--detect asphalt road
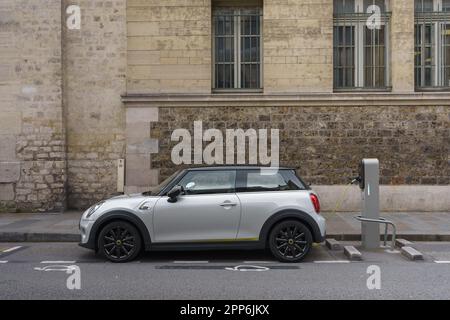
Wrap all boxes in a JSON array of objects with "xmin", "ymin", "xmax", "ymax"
[{"xmin": 1, "ymin": 241, "xmax": 450, "ymax": 300}]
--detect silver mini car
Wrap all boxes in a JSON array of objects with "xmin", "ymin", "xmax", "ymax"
[{"xmin": 79, "ymin": 166, "xmax": 326, "ymax": 263}]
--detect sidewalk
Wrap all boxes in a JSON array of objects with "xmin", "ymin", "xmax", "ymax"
[{"xmin": 0, "ymin": 211, "xmax": 450, "ymax": 242}]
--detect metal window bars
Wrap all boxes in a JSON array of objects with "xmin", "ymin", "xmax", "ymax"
[
  {"xmin": 213, "ymin": 8, "xmax": 262, "ymax": 90},
  {"xmin": 333, "ymin": 0, "xmax": 391, "ymax": 90},
  {"xmin": 415, "ymin": 6, "xmax": 450, "ymax": 90}
]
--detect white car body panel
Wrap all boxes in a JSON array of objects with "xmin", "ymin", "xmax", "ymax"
[
  {"xmin": 152, "ymin": 194, "xmax": 241, "ymax": 242},
  {"xmin": 236, "ymin": 190, "xmax": 325, "ymax": 239}
]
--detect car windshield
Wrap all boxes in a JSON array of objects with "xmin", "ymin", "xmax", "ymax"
[{"xmin": 142, "ymin": 170, "xmax": 180, "ymax": 196}]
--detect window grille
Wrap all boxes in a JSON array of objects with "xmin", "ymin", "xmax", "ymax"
[
  {"xmin": 333, "ymin": 0, "xmax": 391, "ymax": 90},
  {"xmin": 213, "ymin": 7, "xmax": 262, "ymax": 90}
]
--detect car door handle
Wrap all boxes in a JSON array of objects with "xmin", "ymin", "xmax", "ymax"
[{"xmin": 219, "ymin": 202, "xmax": 237, "ymax": 207}]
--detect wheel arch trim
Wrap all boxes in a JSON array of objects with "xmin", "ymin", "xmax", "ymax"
[
  {"xmin": 259, "ymin": 209, "xmax": 324, "ymax": 244},
  {"xmin": 87, "ymin": 211, "xmax": 152, "ymax": 251}
]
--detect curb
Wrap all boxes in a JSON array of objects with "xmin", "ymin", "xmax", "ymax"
[
  {"xmin": 0, "ymin": 232, "xmax": 80, "ymax": 242},
  {"xmin": 327, "ymin": 234, "xmax": 450, "ymax": 242}
]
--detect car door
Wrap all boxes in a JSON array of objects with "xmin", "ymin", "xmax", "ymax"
[{"xmin": 152, "ymin": 169, "xmax": 241, "ymax": 243}]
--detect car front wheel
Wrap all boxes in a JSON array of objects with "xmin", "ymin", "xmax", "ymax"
[
  {"xmin": 268, "ymin": 220, "xmax": 312, "ymax": 263},
  {"xmin": 98, "ymin": 221, "xmax": 142, "ymax": 263}
]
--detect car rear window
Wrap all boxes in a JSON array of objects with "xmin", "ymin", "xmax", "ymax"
[{"xmin": 237, "ymin": 169, "xmax": 306, "ymax": 192}]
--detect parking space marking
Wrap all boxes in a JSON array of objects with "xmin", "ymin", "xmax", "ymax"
[
  {"xmin": 173, "ymin": 260, "xmax": 209, "ymax": 264},
  {"xmin": 2, "ymin": 246, "xmax": 22, "ymax": 253},
  {"xmin": 0, "ymin": 245, "xmax": 27, "ymax": 259},
  {"xmin": 0, "ymin": 261, "xmax": 8, "ymax": 264},
  {"xmin": 243, "ymin": 261, "xmax": 273, "ymax": 264},
  {"xmin": 314, "ymin": 260, "xmax": 351, "ymax": 264},
  {"xmin": 40, "ymin": 260, "xmax": 76, "ymax": 264},
  {"xmin": 434, "ymin": 260, "xmax": 450, "ymax": 264}
]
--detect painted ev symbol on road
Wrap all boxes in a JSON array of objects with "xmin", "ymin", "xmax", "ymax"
[
  {"xmin": 34, "ymin": 265, "xmax": 81, "ymax": 290},
  {"xmin": 225, "ymin": 265, "xmax": 270, "ymax": 272}
]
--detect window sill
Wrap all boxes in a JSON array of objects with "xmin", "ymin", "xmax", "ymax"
[
  {"xmin": 212, "ymin": 89, "xmax": 264, "ymax": 94},
  {"xmin": 333, "ymin": 87, "xmax": 392, "ymax": 93},
  {"xmin": 415, "ymin": 87, "xmax": 450, "ymax": 92}
]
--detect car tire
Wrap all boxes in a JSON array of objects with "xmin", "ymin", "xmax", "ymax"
[
  {"xmin": 268, "ymin": 220, "xmax": 313, "ymax": 263},
  {"xmin": 98, "ymin": 221, "xmax": 142, "ymax": 263}
]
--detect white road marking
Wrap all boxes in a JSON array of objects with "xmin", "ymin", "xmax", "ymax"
[
  {"xmin": 0, "ymin": 261, "xmax": 8, "ymax": 264},
  {"xmin": 434, "ymin": 260, "xmax": 450, "ymax": 264},
  {"xmin": 173, "ymin": 261, "xmax": 209, "ymax": 264},
  {"xmin": 2, "ymin": 246, "xmax": 22, "ymax": 253},
  {"xmin": 40, "ymin": 261, "xmax": 76, "ymax": 264},
  {"xmin": 314, "ymin": 260, "xmax": 351, "ymax": 264},
  {"xmin": 243, "ymin": 261, "xmax": 272, "ymax": 264}
]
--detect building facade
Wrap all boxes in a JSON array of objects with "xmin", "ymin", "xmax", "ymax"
[{"xmin": 0, "ymin": 0, "xmax": 449, "ymax": 212}]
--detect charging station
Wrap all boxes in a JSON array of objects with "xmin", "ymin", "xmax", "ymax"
[{"xmin": 358, "ymin": 159, "xmax": 380, "ymax": 249}]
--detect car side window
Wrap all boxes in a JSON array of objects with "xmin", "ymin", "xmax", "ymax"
[
  {"xmin": 238, "ymin": 170, "xmax": 304, "ymax": 192},
  {"xmin": 177, "ymin": 170, "xmax": 236, "ymax": 195}
]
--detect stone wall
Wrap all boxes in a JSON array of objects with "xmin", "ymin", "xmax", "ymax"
[
  {"xmin": 63, "ymin": 0, "xmax": 127, "ymax": 209},
  {"xmin": 263, "ymin": 0, "xmax": 333, "ymax": 93},
  {"xmin": 152, "ymin": 105, "xmax": 450, "ymax": 185},
  {"xmin": 0, "ymin": 0, "xmax": 66, "ymax": 212},
  {"xmin": 126, "ymin": 0, "xmax": 211, "ymax": 94}
]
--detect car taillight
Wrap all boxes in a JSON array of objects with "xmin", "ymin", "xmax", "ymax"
[{"xmin": 310, "ymin": 193, "xmax": 320, "ymax": 214}]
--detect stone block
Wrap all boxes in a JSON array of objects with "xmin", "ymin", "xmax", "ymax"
[
  {"xmin": 0, "ymin": 183, "xmax": 14, "ymax": 201},
  {"xmin": 395, "ymin": 238, "xmax": 414, "ymax": 248},
  {"xmin": 0, "ymin": 112, "xmax": 21, "ymax": 134},
  {"xmin": 126, "ymin": 154, "xmax": 151, "ymax": 171},
  {"xmin": 401, "ymin": 246, "xmax": 424, "ymax": 261},
  {"xmin": 127, "ymin": 139, "xmax": 159, "ymax": 154},
  {"xmin": 325, "ymin": 238, "xmax": 342, "ymax": 251},
  {"xmin": 0, "ymin": 135, "xmax": 16, "ymax": 161},
  {"xmin": 126, "ymin": 168, "xmax": 159, "ymax": 187},
  {"xmin": 126, "ymin": 107, "xmax": 159, "ymax": 124},
  {"xmin": 0, "ymin": 162, "xmax": 20, "ymax": 182},
  {"xmin": 344, "ymin": 246, "xmax": 362, "ymax": 261}
]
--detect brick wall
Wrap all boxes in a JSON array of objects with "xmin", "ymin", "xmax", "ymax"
[{"xmin": 152, "ymin": 105, "xmax": 450, "ymax": 185}]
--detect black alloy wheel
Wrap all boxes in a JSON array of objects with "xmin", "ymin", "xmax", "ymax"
[
  {"xmin": 268, "ymin": 220, "xmax": 312, "ymax": 263},
  {"xmin": 98, "ymin": 221, "xmax": 142, "ymax": 262}
]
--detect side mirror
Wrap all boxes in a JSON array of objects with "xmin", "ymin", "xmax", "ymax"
[{"xmin": 167, "ymin": 185, "xmax": 183, "ymax": 203}]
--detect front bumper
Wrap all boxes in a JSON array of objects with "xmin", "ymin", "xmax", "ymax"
[{"xmin": 79, "ymin": 217, "xmax": 96, "ymax": 250}]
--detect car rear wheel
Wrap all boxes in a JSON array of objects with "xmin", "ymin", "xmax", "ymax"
[
  {"xmin": 98, "ymin": 221, "xmax": 142, "ymax": 263},
  {"xmin": 268, "ymin": 220, "xmax": 312, "ymax": 263}
]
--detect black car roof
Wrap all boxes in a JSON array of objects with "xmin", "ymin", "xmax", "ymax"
[{"xmin": 185, "ymin": 165, "xmax": 296, "ymax": 171}]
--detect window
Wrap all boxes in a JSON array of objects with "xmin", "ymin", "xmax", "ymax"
[
  {"xmin": 237, "ymin": 170, "xmax": 306, "ymax": 192},
  {"xmin": 415, "ymin": 0, "xmax": 450, "ymax": 89},
  {"xmin": 333, "ymin": 0, "xmax": 391, "ymax": 90},
  {"xmin": 212, "ymin": 6, "xmax": 262, "ymax": 90},
  {"xmin": 178, "ymin": 170, "xmax": 236, "ymax": 195}
]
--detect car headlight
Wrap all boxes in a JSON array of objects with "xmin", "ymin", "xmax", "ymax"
[{"xmin": 86, "ymin": 201, "xmax": 105, "ymax": 218}]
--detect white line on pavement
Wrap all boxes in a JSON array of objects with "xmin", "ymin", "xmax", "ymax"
[
  {"xmin": 243, "ymin": 261, "xmax": 273, "ymax": 264},
  {"xmin": 40, "ymin": 261, "xmax": 76, "ymax": 264},
  {"xmin": 173, "ymin": 261, "xmax": 209, "ymax": 264},
  {"xmin": 313, "ymin": 260, "xmax": 351, "ymax": 264},
  {"xmin": 0, "ymin": 261, "xmax": 8, "ymax": 264},
  {"xmin": 2, "ymin": 246, "xmax": 22, "ymax": 253},
  {"xmin": 434, "ymin": 260, "xmax": 450, "ymax": 264}
]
